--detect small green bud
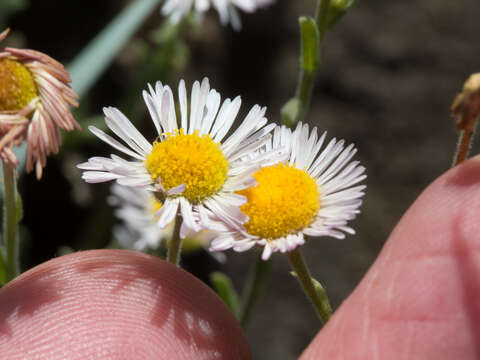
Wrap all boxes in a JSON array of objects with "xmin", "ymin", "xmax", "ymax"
[{"xmin": 281, "ymin": 98, "xmax": 301, "ymax": 128}]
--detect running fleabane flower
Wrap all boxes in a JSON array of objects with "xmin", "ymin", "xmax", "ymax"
[
  {"xmin": 108, "ymin": 183, "xmax": 172, "ymax": 251},
  {"xmin": 0, "ymin": 29, "xmax": 80, "ymax": 178},
  {"xmin": 109, "ymin": 184, "xmax": 223, "ymax": 260},
  {"xmin": 209, "ymin": 123, "xmax": 367, "ymax": 260},
  {"xmin": 78, "ymin": 77, "xmax": 282, "ymax": 237},
  {"xmin": 162, "ymin": 0, "xmax": 274, "ymax": 31}
]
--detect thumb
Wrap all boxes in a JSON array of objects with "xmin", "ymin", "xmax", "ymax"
[
  {"xmin": 0, "ymin": 250, "xmax": 251, "ymax": 359},
  {"xmin": 302, "ymin": 156, "xmax": 480, "ymax": 359}
]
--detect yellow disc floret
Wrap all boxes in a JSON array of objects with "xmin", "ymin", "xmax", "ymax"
[
  {"xmin": 238, "ymin": 164, "xmax": 320, "ymax": 239},
  {"xmin": 0, "ymin": 59, "xmax": 37, "ymax": 111},
  {"xmin": 145, "ymin": 129, "xmax": 228, "ymax": 204}
]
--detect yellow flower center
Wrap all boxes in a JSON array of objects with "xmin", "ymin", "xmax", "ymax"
[
  {"xmin": 145, "ymin": 129, "xmax": 228, "ymax": 204},
  {"xmin": 238, "ymin": 164, "xmax": 320, "ymax": 239},
  {"xmin": 0, "ymin": 59, "xmax": 37, "ymax": 111}
]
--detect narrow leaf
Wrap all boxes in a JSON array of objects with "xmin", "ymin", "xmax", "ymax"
[
  {"xmin": 310, "ymin": 277, "xmax": 332, "ymax": 321},
  {"xmin": 299, "ymin": 16, "xmax": 320, "ymax": 72},
  {"xmin": 291, "ymin": 271, "xmax": 332, "ymax": 322},
  {"xmin": 210, "ymin": 271, "xmax": 240, "ymax": 318}
]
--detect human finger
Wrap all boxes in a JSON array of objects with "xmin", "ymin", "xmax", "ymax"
[
  {"xmin": 302, "ymin": 155, "xmax": 480, "ymax": 359},
  {"xmin": 0, "ymin": 249, "xmax": 251, "ymax": 359}
]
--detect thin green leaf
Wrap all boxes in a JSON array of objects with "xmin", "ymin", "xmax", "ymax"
[
  {"xmin": 210, "ymin": 271, "xmax": 240, "ymax": 318},
  {"xmin": 291, "ymin": 271, "xmax": 332, "ymax": 322},
  {"xmin": 310, "ymin": 277, "xmax": 332, "ymax": 321},
  {"xmin": 299, "ymin": 16, "xmax": 320, "ymax": 72}
]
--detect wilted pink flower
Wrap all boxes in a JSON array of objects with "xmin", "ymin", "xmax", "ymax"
[{"xmin": 0, "ymin": 29, "xmax": 80, "ymax": 178}]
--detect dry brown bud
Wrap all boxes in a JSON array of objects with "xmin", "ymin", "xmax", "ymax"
[{"xmin": 451, "ymin": 73, "xmax": 480, "ymax": 131}]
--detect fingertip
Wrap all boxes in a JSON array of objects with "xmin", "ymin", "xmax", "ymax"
[
  {"xmin": 301, "ymin": 155, "xmax": 480, "ymax": 359},
  {"xmin": 0, "ymin": 250, "xmax": 251, "ymax": 360},
  {"xmin": 387, "ymin": 154, "xmax": 480, "ymax": 258}
]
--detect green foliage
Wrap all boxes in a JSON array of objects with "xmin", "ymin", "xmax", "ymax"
[
  {"xmin": 291, "ymin": 271, "xmax": 332, "ymax": 322},
  {"xmin": 309, "ymin": 276, "xmax": 332, "ymax": 321},
  {"xmin": 210, "ymin": 271, "xmax": 240, "ymax": 318},
  {"xmin": 299, "ymin": 17, "xmax": 320, "ymax": 72}
]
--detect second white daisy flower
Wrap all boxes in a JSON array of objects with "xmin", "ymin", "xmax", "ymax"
[
  {"xmin": 109, "ymin": 183, "xmax": 222, "ymax": 261},
  {"xmin": 209, "ymin": 123, "xmax": 367, "ymax": 260}
]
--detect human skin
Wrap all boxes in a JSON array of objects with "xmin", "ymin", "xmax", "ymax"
[{"xmin": 1, "ymin": 155, "xmax": 480, "ymax": 359}]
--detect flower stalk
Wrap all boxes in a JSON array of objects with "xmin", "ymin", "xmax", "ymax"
[
  {"xmin": 287, "ymin": 248, "xmax": 330, "ymax": 323},
  {"xmin": 453, "ymin": 122, "xmax": 478, "ymax": 166},
  {"xmin": 282, "ymin": 0, "xmax": 358, "ymax": 127},
  {"xmin": 166, "ymin": 214, "xmax": 183, "ymax": 266},
  {"xmin": 296, "ymin": 0, "xmax": 330, "ymax": 121},
  {"xmin": 282, "ymin": 0, "xmax": 329, "ymax": 127},
  {"xmin": 2, "ymin": 160, "xmax": 18, "ymax": 282}
]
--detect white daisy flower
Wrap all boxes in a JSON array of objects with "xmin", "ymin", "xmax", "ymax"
[
  {"xmin": 162, "ymin": 0, "xmax": 274, "ymax": 31},
  {"xmin": 109, "ymin": 183, "xmax": 223, "ymax": 260},
  {"xmin": 78, "ymin": 77, "xmax": 281, "ymax": 238},
  {"xmin": 209, "ymin": 123, "xmax": 367, "ymax": 260},
  {"xmin": 108, "ymin": 183, "xmax": 173, "ymax": 251}
]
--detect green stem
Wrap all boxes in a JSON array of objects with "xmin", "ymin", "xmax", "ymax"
[
  {"xmin": 239, "ymin": 252, "xmax": 271, "ymax": 326},
  {"xmin": 290, "ymin": 0, "xmax": 330, "ymax": 126},
  {"xmin": 295, "ymin": 68, "xmax": 315, "ymax": 124},
  {"xmin": 287, "ymin": 248, "xmax": 328, "ymax": 323},
  {"xmin": 2, "ymin": 161, "xmax": 18, "ymax": 282},
  {"xmin": 166, "ymin": 214, "xmax": 182, "ymax": 266}
]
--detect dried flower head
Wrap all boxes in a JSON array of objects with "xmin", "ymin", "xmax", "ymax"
[
  {"xmin": 0, "ymin": 29, "xmax": 80, "ymax": 178},
  {"xmin": 451, "ymin": 73, "xmax": 480, "ymax": 131}
]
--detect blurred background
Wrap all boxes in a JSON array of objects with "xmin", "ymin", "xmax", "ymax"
[{"xmin": 2, "ymin": 0, "xmax": 480, "ymax": 358}]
